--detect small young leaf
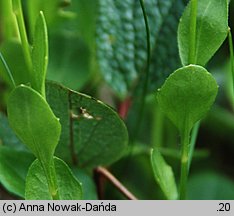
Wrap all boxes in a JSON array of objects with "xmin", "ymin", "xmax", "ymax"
[
  {"xmin": 46, "ymin": 81, "xmax": 128, "ymax": 168},
  {"xmin": 0, "ymin": 146, "xmax": 35, "ymax": 198},
  {"xmin": 178, "ymin": 0, "xmax": 228, "ymax": 66},
  {"xmin": 32, "ymin": 11, "xmax": 48, "ymax": 97},
  {"xmin": 25, "ymin": 157, "xmax": 82, "ymax": 200},
  {"xmin": 151, "ymin": 149, "xmax": 178, "ymax": 200},
  {"xmin": 157, "ymin": 65, "xmax": 218, "ymax": 133},
  {"xmin": 7, "ymin": 85, "xmax": 61, "ymax": 166}
]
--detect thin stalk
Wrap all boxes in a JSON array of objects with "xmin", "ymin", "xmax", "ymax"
[
  {"xmin": 1, "ymin": 0, "xmax": 18, "ymax": 40},
  {"xmin": 152, "ymin": 101, "xmax": 164, "ymax": 148},
  {"xmin": 179, "ymin": 127, "xmax": 190, "ymax": 200},
  {"xmin": 95, "ymin": 167, "xmax": 138, "ymax": 200},
  {"xmin": 42, "ymin": 159, "xmax": 60, "ymax": 200},
  {"xmin": 134, "ymin": 0, "xmax": 151, "ymax": 135},
  {"xmin": 12, "ymin": 0, "xmax": 32, "ymax": 73},
  {"xmin": 228, "ymin": 28, "xmax": 234, "ymax": 96},
  {"xmin": 188, "ymin": 0, "xmax": 198, "ymax": 64},
  {"xmin": 0, "ymin": 52, "xmax": 16, "ymax": 87},
  {"xmin": 188, "ymin": 121, "xmax": 200, "ymax": 170}
]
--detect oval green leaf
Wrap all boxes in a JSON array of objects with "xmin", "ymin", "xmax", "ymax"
[
  {"xmin": 178, "ymin": 0, "xmax": 228, "ymax": 66},
  {"xmin": 46, "ymin": 81, "xmax": 128, "ymax": 168},
  {"xmin": 157, "ymin": 65, "xmax": 218, "ymax": 133},
  {"xmin": 151, "ymin": 149, "xmax": 178, "ymax": 200},
  {"xmin": 7, "ymin": 85, "xmax": 61, "ymax": 165},
  {"xmin": 25, "ymin": 157, "xmax": 82, "ymax": 200}
]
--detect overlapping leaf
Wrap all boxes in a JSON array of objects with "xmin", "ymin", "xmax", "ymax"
[
  {"xmin": 25, "ymin": 157, "xmax": 82, "ymax": 200},
  {"xmin": 46, "ymin": 81, "xmax": 128, "ymax": 168},
  {"xmin": 96, "ymin": 0, "xmax": 187, "ymax": 97}
]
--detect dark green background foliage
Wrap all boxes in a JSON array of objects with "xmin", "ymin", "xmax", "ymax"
[{"xmin": 0, "ymin": 0, "xmax": 234, "ymax": 200}]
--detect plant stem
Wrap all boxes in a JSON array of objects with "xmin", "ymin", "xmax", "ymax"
[
  {"xmin": 42, "ymin": 159, "xmax": 60, "ymax": 200},
  {"xmin": 228, "ymin": 28, "xmax": 234, "ymax": 97},
  {"xmin": 179, "ymin": 127, "xmax": 190, "ymax": 200},
  {"xmin": 188, "ymin": 121, "xmax": 200, "ymax": 170},
  {"xmin": 12, "ymin": 0, "xmax": 32, "ymax": 73},
  {"xmin": 94, "ymin": 167, "xmax": 138, "ymax": 200},
  {"xmin": 134, "ymin": 0, "xmax": 151, "ymax": 136},
  {"xmin": 0, "ymin": 52, "xmax": 16, "ymax": 87},
  {"xmin": 1, "ymin": 0, "xmax": 18, "ymax": 40},
  {"xmin": 188, "ymin": 0, "xmax": 198, "ymax": 64}
]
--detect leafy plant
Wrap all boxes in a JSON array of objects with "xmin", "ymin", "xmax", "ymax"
[{"xmin": 0, "ymin": 0, "xmax": 234, "ymax": 200}]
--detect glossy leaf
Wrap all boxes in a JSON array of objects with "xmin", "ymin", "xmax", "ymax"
[
  {"xmin": 7, "ymin": 85, "xmax": 61, "ymax": 166},
  {"xmin": 31, "ymin": 11, "xmax": 48, "ymax": 97},
  {"xmin": 46, "ymin": 81, "xmax": 128, "ymax": 168},
  {"xmin": 151, "ymin": 149, "xmax": 178, "ymax": 200},
  {"xmin": 25, "ymin": 157, "xmax": 82, "ymax": 200},
  {"xmin": 157, "ymin": 65, "xmax": 218, "ymax": 133},
  {"xmin": 96, "ymin": 0, "xmax": 179, "ymax": 97},
  {"xmin": 0, "ymin": 146, "xmax": 35, "ymax": 198},
  {"xmin": 178, "ymin": 0, "xmax": 228, "ymax": 66}
]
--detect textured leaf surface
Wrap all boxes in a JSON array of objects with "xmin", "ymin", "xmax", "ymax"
[
  {"xmin": 25, "ymin": 157, "xmax": 82, "ymax": 200},
  {"xmin": 151, "ymin": 149, "xmax": 178, "ymax": 200},
  {"xmin": 7, "ymin": 85, "xmax": 61, "ymax": 165},
  {"xmin": 178, "ymin": 0, "xmax": 228, "ymax": 66},
  {"xmin": 46, "ymin": 81, "xmax": 128, "ymax": 168},
  {"xmin": 157, "ymin": 65, "xmax": 218, "ymax": 133},
  {"xmin": 31, "ymin": 11, "xmax": 48, "ymax": 96},
  {"xmin": 0, "ymin": 146, "xmax": 35, "ymax": 198},
  {"xmin": 96, "ymin": 0, "xmax": 187, "ymax": 97}
]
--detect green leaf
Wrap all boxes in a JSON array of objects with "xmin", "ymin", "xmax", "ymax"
[
  {"xmin": 178, "ymin": 0, "xmax": 228, "ymax": 66},
  {"xmin": 25, "ymin": 157, "xmax": 82, "ymax": 200},
  {"xmin": 157, "ymin": 65, "xmax": 218, "ymax": 133},
  {"xmin": 32, "ymin": 11, "xmax": 48, "ymax": 97},
  {"xmin": 7, "ymin": 85, "xmax": 61, "ymax": 166},
  {"xmin": 47, "ymin": 33, "xmax": 91, "ymax": 90},
  {"xmin": 0, "ymin": 146, "xmax": 35, "ymax": 198},
  {"xmin": 96, "ymin": 0, "xmax": 177, "ymax": 97},
  {"xmin": 188, "ymin": 171, "xmax": 234, "ymax": 199},
  {"xmin": 0, "ymin": 39, "xmax": 30, "ymax": 86},
  {"xmin": 46, "ymin": 81, "xmax": 128, "ymax": 168},
  {"xmin": 151, "ymin": 149, "xmax": 178, "ymax": 200},
  {"xmin": 72, "ymin": 168, "xmax": 98, "ymax": 200},
  {"xmin": 0, "ymin": 112, "xmax": 26, "ymax": 150}
]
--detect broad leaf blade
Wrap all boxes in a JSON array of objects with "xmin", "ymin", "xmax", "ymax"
[
  {"xmin": 25, "ymin": 157, "xmax": 82, "ymax": 200},
  {"xmin": 157, "ymin": 65, "xmax": 218, "ymax": 133},
  {"xmin": 32, "ymin": 11, "xmax": 48, "ymax": 96},
  {"xmin": 96, "ymin": 0, "xmax": 175, "ymax": 97},
  {"xmin": 178, "ymin": 0, "xmax": 228, "ymax": 66},
  {"xmin": 151, "ymin": 149, "xmax": 178, "ymax": 200},
  {"xmin": 7, "ymin": 85, "xmax": 61, "ymax": 164},
  {"xmin": 46, "ymin": 81, "xmax": 128, "ymax": 168},
  {"xmin": 0, "ymin": 146, "xmax": 35, "ymax": 198}
]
